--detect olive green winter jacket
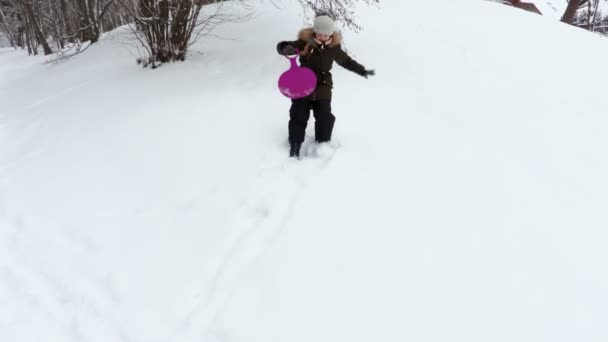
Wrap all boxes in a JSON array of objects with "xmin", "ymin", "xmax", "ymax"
[{"xmin": 277, "ymin": 28, "xmax": 367, "ymax": 100}]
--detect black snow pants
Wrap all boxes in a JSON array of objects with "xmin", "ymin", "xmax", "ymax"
[{"xmin": 288, "ymin": 98, "xmax": 336, "ymax": 145}]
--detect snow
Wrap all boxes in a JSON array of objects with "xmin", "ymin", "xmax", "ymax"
[{"xmin": 2, "ymin": 0, "xmax": 608, "ymax": 341}]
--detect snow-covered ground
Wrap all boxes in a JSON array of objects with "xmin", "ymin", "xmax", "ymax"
[{"xmin": 2, "ymin": 0, "xmax": 608, "ymax": 341}]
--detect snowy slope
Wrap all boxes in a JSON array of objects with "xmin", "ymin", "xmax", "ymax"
[{"xmin": 2, "ymin": 0, "xmax": 608, "ymax": 341}]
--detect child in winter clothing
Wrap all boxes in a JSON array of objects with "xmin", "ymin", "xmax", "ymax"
[{"xmin": 276, "ymin": 15, "xmax": 375, "ymax": 158}]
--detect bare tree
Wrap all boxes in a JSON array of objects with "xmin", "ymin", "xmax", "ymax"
[
  {"xmin": 19, "ymin": 0, "xmax": 53, "ymax": 54},
  {"xmin": 1, "ymin": 0, "xmax": 380, "ymax": 62},
  {"xmin": 0, "ymin": 0, "xmax": 127, "ymax": 56},
  {"xmin": 585, "ymin": 0, "xmax": 601, "ymax": 30},
  {"xmin": 0, "ymin": 3, "xmax": 18, "ymax": 47},
  {"xmin": 562, "ymin": 0, "xmax": 589, "ymax": 24},
  {"xmin": 120, "ymin": 0, "xmax": 250, "ymax": 68}
]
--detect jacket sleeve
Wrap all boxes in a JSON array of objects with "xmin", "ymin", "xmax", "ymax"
[
  {"xmin": 333, "ymin": 44, "xmax": 366, "ymax": 76},
  {"xmin": 276, "ymin": 39, "xmax": 307, "ymax": 55}
]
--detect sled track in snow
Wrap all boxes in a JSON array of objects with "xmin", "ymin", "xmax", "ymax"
[{"xmin": 176, "ymin": 141, "xmax": 339, "ymax": 341}]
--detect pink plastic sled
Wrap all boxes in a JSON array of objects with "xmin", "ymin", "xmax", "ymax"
[{"xmin": 278, "ymin": 50, "xmax": 317, "ymax": 99}]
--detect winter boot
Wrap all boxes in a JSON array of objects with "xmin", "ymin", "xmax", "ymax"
[{"xmin": 289, "ymin": 143, "xmax": 301, "ymax": 158}]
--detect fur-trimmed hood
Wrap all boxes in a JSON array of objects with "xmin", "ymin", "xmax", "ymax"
[{"xmin": 297, "ymin": 27, "xmax": 342, "ymax": 55}]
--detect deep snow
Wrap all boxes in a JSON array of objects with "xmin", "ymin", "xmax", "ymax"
[{"xmin": 2, "ymin": 0, "xmax": 608, "ymax": 341}]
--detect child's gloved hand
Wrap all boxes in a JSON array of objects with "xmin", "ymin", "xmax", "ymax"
[
  {"xmin": 283, "ymin": 45, "xmax": 298, "ymax": 55},
  {"xmin": 362, "ymin": 69, "xmax": 375, "ymax": 78},
  {"xmin": 278, "ymin": 42, "xmax": 298, "ymax": 56}
]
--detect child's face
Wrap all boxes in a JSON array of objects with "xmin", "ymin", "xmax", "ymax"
[{"xmin": 315, "ymin": 33, "xmax": 331, "ymax": 42}]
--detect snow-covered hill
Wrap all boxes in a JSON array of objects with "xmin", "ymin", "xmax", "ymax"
[{"xmin": 2, "ymin": 0, "xmax": 608, "ymax": 341}]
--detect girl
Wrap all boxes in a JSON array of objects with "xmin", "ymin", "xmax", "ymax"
[{"xmin": 277, "ymin": 15, "xmax": 375, "ymax": 158}]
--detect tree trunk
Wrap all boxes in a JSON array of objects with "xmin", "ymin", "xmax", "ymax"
[
  {"xmin": 589, "ymin": 0, "xmax": 600, "ymax": 31},
  {"xmin": 87, "ymin": 0, "xmax": 99, "ymax": 40},
  {"xmin": 76, "ymin": 0, "xmax": 99, "ymax": 43},
  {"xmin": 0, "ymin": 6, "xmax": 18, "ymax": 48},
  {"xmin": 20, "ymin": 0, "xmax": 53, "ymax": 54},
  {"xmin": 24, "ymin": 16, "xmax": 35, "ymax": 54},
  {"xmin": 16, "ymin": 25, "xmax": 25, "ymax": 49},
  {"xmin": 562, "ymin": 0, "xmax": 584, "ymax": 24},
  {"xmin": 58, "ymin": 0, "xmax": 74, "ymax": 44}
]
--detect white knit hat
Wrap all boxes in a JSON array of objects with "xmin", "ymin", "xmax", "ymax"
[{"xmin": 313, "ymin": 15, "xmax": 336, "ymax": 35}]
